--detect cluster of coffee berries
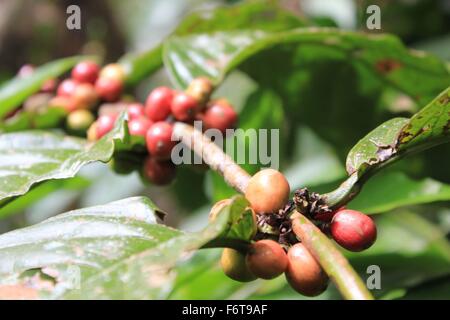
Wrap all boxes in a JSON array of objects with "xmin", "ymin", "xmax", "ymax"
[
  {"xmin": 8, "ymin": 61, "xmax": 126, "ymax": 134},
  {"xmin": 215, "ymin": 168, "xmax": 377, "ymax": 297},
  {"xmin": 86, "ymin": 77, "xmax": 238, "ymax": 185}
]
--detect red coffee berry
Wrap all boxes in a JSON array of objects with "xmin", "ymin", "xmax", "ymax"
[
  {"xmin": 146, "ymin": 121, "xmax": 177, "ymax": 160},
  {"xmin": 245, "ymin": 169, "xmax": 290, "ymax": 214},
  {"xmin": 96, "ymin": 113, "xmax": 118, "ymax": 139},
  {"xmin": 285, "ymin": 243, "xmax": 329, "ymax": 297},
  {"xmin": 203, "ymin": 99, "xmax": 238, "ymax": 133},
  {"xmin": 128, "ymin": 117, "xmax": 152, "ymax": 137},
  {"xmin": 171, "ymin": 92, "xmax": 199, "ymax": 121},
  {"xmin": 221, "ymin": 248, "xmax": 257, "ymax": 282},
  {"xmin": 245, "ymin": 240, "xmax": 288, "ymax": 280},
  {"xmin": 57, "ymin": 79, "xmax": 78, "ymax": 97},
  {"xmin": 95, "ymin": 77, "xmax": 123, "ymax": 102},
  {"xmin": 145, "ymin": 87, "xmax": 173, "ymax": 121},
  {"xmin": 141, "ymin": 156, "xmax": 176, "ymax": 186},
  {"xmin": 330, "ymin": 209, "xmax": 377, "ymax": 252},
  {"xmin": 127, "ymin": 103, "xmax": 145, "ymax": 120},
  {"xmin": 71, "ymin": 61, "xmax": 100, "ymax": 84}
]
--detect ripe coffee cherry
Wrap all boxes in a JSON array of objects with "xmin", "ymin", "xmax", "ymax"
[
  {"xmin": 57, "ymin": 79, "xmax": 78, "ymax": 97},
  {"xmin": 246, "ymin": 240, "xmax": 288, "ymax": 280},
  {"xmin": 73, "ymin": 83, "xmax": 98, "ymax": 109},
  {"xmin": 95, "ymin": 77, "xmax": 123, "ymax": 102},
  {"xmin": 67, "ymin": 109, "xmax": 94, "ymax": 131},
  {"xmin": 141, "ymin": 156, "xmax": 176, "ymax": 186},
  {"xmin": 71, "ymin": 61, "xmax": 99, "ymax": 84},
  {"xmin": 99, "ymin": 63, "xmax": 126, "ymax": 82},
  {"xmin": 127, "ymin": 103, "xmax": 145, "ymax": 120},
  {"xmin": 185, "ymin": 77, "xmax": 214, "ymax": 105},
  {"xmin": 146, "ymin": 121, "xmax": 177, "ymax": 160},
  {"xmin": 285, "ymin": 243, "xmax": 329, "ymax": 297},
  {"xmin": 128, "ymin": 117, "xmax": 152, "ymax": 137},
  {"xmin": 145, "ymin": 87, "xmax": 173, "ymax": 121},
  {"xmin": 221, "ymin": 248, "xmax": 256, "ymax": 282},
  {"xmin": 330, "ymin": 209, "xmax": 377, "ymax": 252},
  {"xmin": 203, "ymin": 99, "xmax": 238, "ymax": 133},
  {"xmin": 245, "ymin": 169, "xmax": 290, "ymax": 214},
  {"xmin": 171, "ymin": 92, "xmax": 199, "ymax": 121},
  {"xmin": 96, "ymin": 113, "xmax": 118, "ymax": 139}
]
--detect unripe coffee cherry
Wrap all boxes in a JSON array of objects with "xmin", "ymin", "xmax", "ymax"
[
  {"xmin": 87, "ymin": 122, "xmax": 98, "ymax": 141},
  {"xmin": 245, "ymin": 169, "xmax": 290, "ymax": 214},
  {"xmin": 67, "ymin": 109, "xmax": 94, "ymax": 132},
  {"xmin": 221, "ymin": 248, "xmax": 256, "ymax": 282},
  {"xmin": 72, "ymin": 83, "xmax": 98, "ymax": 109},
  {"xmin": 145, "ymin": 87, "xmax": 173, "ymax": 121},
  {"xmin": 185, "ymin": 77, "xmax": 214, "ymax": 105},
  {"xmin": 95, "ymin": 77, "xmax": 123, "ymax": 102},
  {"xmin": 127, "ymin": 103, "xmax": 145, "ymax": 120},
  {"xmin": 128, "ymin": 117, "xmax": 152, "ymax": 137},
  {"xmin": 96, "ymin": 113, "xmax": 118, "ymax": 139},
  {"xmin": 171, "ymin": 92, "xmax": 199, "ymax": 121},
  {"xmin": 71, "ymin": 61, "xmax": 99, "ymax": 84},
  {"xmin": 330, "ymin": 209, "xmax": 377, "ymax": 252},
  {"xmin": 203, "ymin": 99, "xmax": 238, "ymax": 133},
  {"xmin": 245, "ymin": 240, "xmax": 288, "ymax": 280},
  {"xmin": 99, "ymin": 63, "xmax": 126, "ymax": 82},
  {"xmin": 146, "ymin": 121, "xmax": 176, "ymax": 160},
  {"xmin": 57, "ymin": 79, "xmax": 78, "ymax": 97},
  {"xmin": 285, "ymin": 243, "xmax": 329, "ymax": 297},
  {"xmin": 141, "ymin": 156, "xmax": 176, "ymax": 186}
]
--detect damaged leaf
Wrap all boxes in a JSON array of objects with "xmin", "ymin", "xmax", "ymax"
[{"xmin": 0, "ymin": 196, "xmax": 255, "ymax": 299}]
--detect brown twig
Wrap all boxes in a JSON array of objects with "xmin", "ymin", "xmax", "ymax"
[{"xmin": 174, "ymin": 122, "xmax": 374, "ymax": 300}]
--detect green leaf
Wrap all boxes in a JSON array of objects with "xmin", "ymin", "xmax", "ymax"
[
  {"xmin": 0, "ymin": 107, "xmax": 67, "ymax": 133},
  {"xmin": 164, "ymin": 29, "xmax": 449, "ymax": 103},
  {"xmin": 0, "ymin": 195, "xmax": 255, "ymax": 299},
  {"xmin": 119, "ymin": 0, "xmax": 306, "ymax": 86},
  {"xmin": 0, "ymin": 113, "xmax": 128, "ymax": 204},
  {"xmin": 0, "ymin": 177, "xmax": 90, "ymax": 220},
  {"xmin": 0, "ymin": 56, "xmax": 95, "ymax": 119},
  {"xmin": 349, "ymin": 171, "xmax": 450, "ymax": 214}
]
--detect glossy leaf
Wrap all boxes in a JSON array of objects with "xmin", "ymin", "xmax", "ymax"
[
  {"xmin": 0, "ymin": 107, "xmax": 67, "ymax": 133},
  {"xmin": 0, "ymin": 195, "xmax": 255, "ymax": 299},
  {"xmin": 119, "ymin": 0, "xmax": 306, "ymax": 86},
  {"xmin": 0, "ymin": 56, "xmax": 94, "ymax": 119},
  {"xmin": 0, "ymin": 113, "xmax": 128, "ymax": 204},
  {"xmin": 164, "ymin": 29, "xmax": 449, "ymax": 104}
]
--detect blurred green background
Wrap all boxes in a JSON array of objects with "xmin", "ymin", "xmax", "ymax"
[{"xmin": 0, "ymin": 0, "xmax": 449, "ymax": 299}]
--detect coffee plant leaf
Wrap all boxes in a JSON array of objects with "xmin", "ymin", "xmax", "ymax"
[
  {"xmin": 0, "ymin": 107, "xmax": 67, "ymax": 133},
  {"xmin": 0, "ymin": 56, "xmax": 96, "ymax": 119},
  {"xmin": 164, "ymin": 29, "xmax": 449, "ymax": 105},
  {"xmin": 346, "ymin": 87, "xmax": 450, "ymax": 177},
  {"xmin": 119, "ymin": 0, "xmax": 307, "ymax": 86},
  {"xmin": 0, "ymin": 195, "xmax": 255, "ymax": 299},
  {"xmin": 0, "ymin": 113, "xmax": 128, "ymax": 204}
]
